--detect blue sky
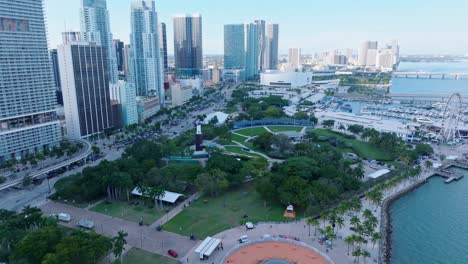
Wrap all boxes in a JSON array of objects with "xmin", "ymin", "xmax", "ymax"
[{"xmin": 45, "ymin": 0, "xmax": 468, "ymax": 55}]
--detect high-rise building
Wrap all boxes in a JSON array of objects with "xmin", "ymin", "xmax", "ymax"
[
  {"xmin": 254, "ymin": 20, "xmax": 266, "ymax": 72},
  {"xmin": 0, "ymin": 0, "xmax": 62, "ymax": 162},
  {"xmin": 49, "ymin": 49, "xmax": 61, "ymax": 91},
  {"xmin": 173, "ymin": 14, "xmax": 203, "ymax": 78},
  {"xmin": 376, "ymin": 49, "xmax": 394, "ymax": 71},
  {"xmin": 158, "ymin": 22, "xmax": 168, "ymax": 70},
  {"xmin": 130, "ymin": 0, "xmax": 164, "ymax": 104},
  {"xmin": 264, "ymin": 24, "xmax": 279, "ymax": 70},
  {"xmin": 80, "ymin": 0, "xmax": 118, "ymax": 83},
  {"xmin": 113, "ymin": 39, "xmax": 124, "ymax": 72},
  {"xmin": 110, "ymin": 81, "xmax": 138, "ymax": 126},
  {"xmin": 224, "ymin": 24, "xmax": 245, "ymax": 70},
  {"xmin": 366, "ymin": 49, "xmax": 378, "ymax": 66},
  {"xmin": 123, "ymin": 44, "xmax": 131, "ymax": 77},
  {"xmin": 358, "ymin": 41, "xmax": 378, "ymax": 66},
  {"xmin": 212, "ymin": 63, "xmax": 220, "ymax": 84},
  {"xmin": 58, "ymin": 34, "xmax": 113, "ymax": 139},
  {"xmin": 288, "ymin": 48, "xmax": 301, "ymax": 69},
  {"xmin": 244, "ymin": 23, "xmax": 259, "ymax": 79}
]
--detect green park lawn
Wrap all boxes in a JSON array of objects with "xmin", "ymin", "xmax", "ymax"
[
  {"xmin": 224, "ymin": 146, "xmax": 263, "ymax": 158},
  {"xmin": 267, "ymin": 126, "xmax": 304, "ymax": 132},
  {"xmin": 234, "ymin": 127, "xmax": 269, "ymax": 137},
  {"xmin": 231, "ymin": 133, "xmax": 249, "ymax": 143},
  {"xmin": 90, "ymin": 200, "xmax": 165, "ymax": 225},
  {"xmin": 162, "ymin": 184, "xmax": 288, "ymax": 238},
  {"xmin": 313, "ymin": 129, "xmax": 394, "ymax": 161},
  {"xmin": 113, "ymin": 248, "xmax": 178, "ymax": 264}
]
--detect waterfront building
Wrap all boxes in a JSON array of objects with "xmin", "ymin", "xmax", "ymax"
[
  {"xmin": 376, "ymin": 50, "xmax": 394, "ymax": 72},
  {"xmin": 173, "ymin": 14, "xmax": 203, "ymax": 78},
  {"xmin": 110, "ymin": 81, "xmax": 138, "ymax": 126},
  {"xmin": 80, "ymin": 0, "xmax": 118, "ymax": 83},
  {"xmin": 288, "ymin": 48, "xmax": 301, "ymax": 69},
  {"xmin": 158, "ymin": 22, "xmax": 168, "ymax": 71},
  {"xmin": 130, "ymin": 0, "xmax": 164, "ymax": 105},
  {"xmin": 260, "ymin": 70, "xmax": 313, "ymax": 88},
  {"xmin": 113, "ymin": 39, "xmax": 124, "ymax": 72},
  {"xmin": 0, "ymin": 0, "xmax": 62, "ymax": 161},
  {"xmin": 358, "ymin": 40, "xmax": 378, "ymax": 66},
  {"xmin": 58, "ymin": 34, "xmax": 113, "ymax": 139},
  {"xmin": 366, "ymin": 49, "xmax": 378, "ymax": 67},
  {"xmin": 263, "ymin": 23, "xmax": 279, "ymax": 70}
]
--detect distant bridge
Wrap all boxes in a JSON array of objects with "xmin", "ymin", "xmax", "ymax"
[{"xmin": 392, "ymin": 71, "xmax": 468, "ymax": 80}]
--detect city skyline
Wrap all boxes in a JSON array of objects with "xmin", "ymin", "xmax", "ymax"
[{"xmin": 45, "ymin": 0, "xmax": 468, "ymax": 55}]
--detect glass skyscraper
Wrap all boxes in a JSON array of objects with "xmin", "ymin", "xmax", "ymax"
[
  {"xmin": 173, "ymin": 14, "xmax": 203, "ymax": 78},
  {"xmin": 0, "ymin": 0, "xmax": 62, "ymax": 161},
  {"xmin": 244, "ymin": 23, "xmax": 259, "ymax": 79},
  {"xmin": 80, "ymin": 0, "xmax": 118, "ymax": 83},
  {"xmin": 224, "ymin": 24, "xmax": 245, "ymax": 70},
  {"xmin": 158, "ymin": 22, "xmax": 168, "ymax": 71},
  {"xmin": 130, "ymin": 0, "xmax": 164, "ymax": 104},
  {"xmin": 264, "ymin": 24, "xmax": 279, "ymax": 70}
]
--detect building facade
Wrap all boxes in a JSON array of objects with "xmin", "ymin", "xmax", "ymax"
[
  {"xmin": 58, "ymin": 39, "xmax": 113, "ymax": 139},
  {"xmin": 254, "ymin": 20, "xmax": 266, "ymax": 72},
  {"xmin": 110, "ymin": 81, "xmax": 138, "ymax": 126},
  {"xmin": 0, "ymin": 0, "xmax": 62, "ymax": 161},
  {"xmin": 263, "ymin": 23, "xmax": 279, "ymax": 70},
  {"xmin": 80, "ymin": 0, "xmax": 118, "ymax": 83},
  {"xmin": 224, "ymin": 24, "xmax": 245, "ymax": 70},
  {"xmin": 288, "ymin": 48, "xmax": 301, "ymax": 69},
  {"xmin": 244, "ymin": 23, "xmax": 259, "ymax": 79},
  {"xmin": 173, "ymin": 14, "xmax": 203, "ymax": 78},
  {"xmin": 358, "ymin": 40, "xmax": 378, "ymax": 66},
  {"xmin": 158, "ymin": 22, "xmax": 168, "ymax": 71},
  {"xmin": 113, "ymin": 39, "xmax": 124, "ymax": 72},
  {"xmin": 130, "ymin": 0, "xmax": 164, "ymax": 104}
]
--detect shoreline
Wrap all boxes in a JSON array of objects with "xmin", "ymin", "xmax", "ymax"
[{"xmin": 378, "ymin": 178, "xmax": 428, "ymax": 264}]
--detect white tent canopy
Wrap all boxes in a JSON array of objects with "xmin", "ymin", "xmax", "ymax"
[
  {"xmin": 131, "ymin": 187, "xmax": 183, "ymax": 204},
  {"xmin": 195, "ymin": 237, "xmax": 221, "ymax": 258},
  {"xmin": 367, "ymin": 169, "xmax": 390, "ymax": 179}
]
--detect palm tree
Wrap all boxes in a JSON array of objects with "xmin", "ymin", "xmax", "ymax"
[
  {"xmin": 352, "ymin": 248, "xmax": 362, "ymax": 263},
  {"xmin": 371, "ymin": 232, "xmax": 381, "ymax": 249},
  {"xmin": 344, "ymin": 235, "xmax": 354, "ymax": 255},
  {"xmin": 21, "ymin": 206, "xmax": 42, "ymax": 230},
  {"xmin": 350, "ymin": 215, "xmax": 360, "ymax": 229},
  {"xmin": 362, "ymin": 250, "xmax": 371, "ymax": 264},
  {"xmin": 335, "ymin": 216, "xmax": 344, "ymax": 234},
  {"xmin": 113, "ymin": 231, "xmax": 128, "ymax": 264},
  {"xmin": 320, "ymin": 211, "xmax": 329, "ymax": 228},
  {"xmin": 362, "ymin": 209, "xmax": 373, "ymax": 221},
  {"xmin": 311, "ymin": 218, "xmax": 320, "ymax": 236},
  {"xmin": 306, "ymin": 217, "xmax": 313, "ymax": 236}
]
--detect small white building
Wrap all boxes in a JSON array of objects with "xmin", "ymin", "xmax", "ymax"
[
  {"xmin": 260, "ymin": 70, "xmax": 314, "ymax": 88},
  {"xmin": 203, "ymin": 112, "xmax": 229, "ymax": 125}
]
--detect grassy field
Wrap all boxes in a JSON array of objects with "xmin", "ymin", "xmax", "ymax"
[
  {"xmin": 162, "ymin": 184, "xmax": 288, "ymax": 238},
  {"xmin": 313, "ymin": 129, "xmax": 394, "ymax": 161},
  {"xmin": 267, "ymin": 126, "xmax": 304, "ymax": 132},
  {"xmin": 224, "ymin": 146, "xmax": 263, "ymax": 158},
  {"xmin": 231, "ymin": 133, "xmax": 249, "ymax": 143},
  {"xmin": 234, "ymin": 127, "xmax": 269, "ymax": 137},
  {"xmin": 113, "ymin": 248, "xmax": 178, "ymax": 264},
  {"xmin": 90, "ymin": 200, "xmax": 165, "ymax": 225}
]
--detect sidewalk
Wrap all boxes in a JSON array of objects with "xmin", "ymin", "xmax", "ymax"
[{"xmin": 150, "ymin": 192, "xmax": 201, "ymax": 228}]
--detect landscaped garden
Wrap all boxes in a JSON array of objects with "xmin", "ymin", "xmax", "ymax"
[
  {"xmin": 90, "ymin": 200, "xmax": 166, "ymax": 225},
  {"xmin": 267, "ymin": 126, "xmax": 304, "ymax": 132},
  {"xmin": 224, "ymin": 146, "xmax": 264, "ymax": 158},
  {"xmin": 162, "ymin": 184, "xmax": 288, "ymax": 238},
  {"xmin": 234, "ymin": 127, "xmax": 269, "ymax": 137},
  {"xmin": 114, "ymin": 248, "xmax": 179, "ymax": 264}
]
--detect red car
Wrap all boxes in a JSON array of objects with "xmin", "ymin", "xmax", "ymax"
[{"xmin": 168, "ymin": 249, "xmax": 178, "ymax": 258}]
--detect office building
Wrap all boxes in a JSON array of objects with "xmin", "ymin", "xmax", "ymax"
[
  {"xmin": 173, "ymin": 14, "xmax": 203, "ymax": 78},
  {"xmin": 130, "ymin": 0, "xmax": 164, "ymax": 105},
  {"xmin": 376, "ymin": 50, "xmax": 394, "ymax": 71},
  {"xmin": 244, "ymin": 23, "xmax": 259, "ymax": 79},
  {"xmin": 288, "ymin": 48, "xmax": 301, "ymax": 69},
  {"xmin": 0, "ymin": 0, "xmax": 62, "ymax": 161},
  {"xmin": 212, "ymin": 63, "xmax": 220, "ymax": 84},
  {"xmin": 123, "ymin": 44, "xmax": 131, "ymax": 77},
  {"xmin": 49, "ymin": 49, "xmax": 61, "ymax": 91},
  {"xmin": 58, "ymin": 34, "xmax": 113, "ymax": 139},
  {"xmin": 80, "ymin": 0, "xmax": 118, "ymax": 83},
  {"xmin": 366, "ymin": 49, "xmax": 378, "ymax": 66},
  {"xmin": 158, "ymin": 22, "xmax": 168, "ymax": 70},
  {"xmin": 263, "ymin": 23, "xmax": 279, "ymax": 70},
  {"xmin": 110, "ymin": 81, "xmax": 138, "ymax": 126},
  {"xmin": 113, "ymin": 39, "xmax": 124, "ymax": 72},
  {"xmin": 255, "ymin": 20, "xmax": 266, "ymax": 71},
  {"xmin": 137, "ymin": 96, "xmax": 160, "ymax": 123},
  {"xmin": 358, "ymin": 40, "xmax": 378, "ymax": 66}
]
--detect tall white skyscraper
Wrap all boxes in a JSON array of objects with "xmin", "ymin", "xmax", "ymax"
[
  {"xmin": 58, "ymin": 33, "xmax": 113, "ymax": 139},
  {"xmin": 130, "ymin": 0, "xmax": 164, "ymax": 104},
  {"xmin": 288, "ymin": 48, "xmax": 301, "ymax": 69},
  {"xmin": 80, "ymin": 0, "xmax": 118, "ymax": 83},
  {"xmin": 358, "ymin": 41, "xmax": 378, "ymax": 66},
  {"xmin": 254, "ymin": 20, "xmax": 266, "ymax": 72},
  {"xmin": 264, "ymin": 23, "xmax": 279, "ymax": 70},
  {"xmin": 0, "ymin": 0, "xmax": 62, "ymax": 161}
]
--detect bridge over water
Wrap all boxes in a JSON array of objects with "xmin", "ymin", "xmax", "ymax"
[{"xmin": 393, "ymin": 71, "xmax": 468, "ymax": 80}]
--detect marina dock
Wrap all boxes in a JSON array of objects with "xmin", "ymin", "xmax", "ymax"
[{"xmin": 432, "ymin": 168, "xmax": 464, "ymax": 184}]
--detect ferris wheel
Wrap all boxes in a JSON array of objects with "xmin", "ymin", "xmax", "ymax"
[{"xmin": 438, "ymin": 93, "xmax": 463, "ymax": 144}]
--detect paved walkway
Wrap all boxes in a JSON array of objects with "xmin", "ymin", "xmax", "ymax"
[
  {"xmin": 40, "ymin": 201, "xmax": 197, "ymax": 260},
  {"xmin": 150, "ymin": 192, "xmax": 201, "ymax": 228}
]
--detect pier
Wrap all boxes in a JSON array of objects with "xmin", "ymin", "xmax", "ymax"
[{"xmin": 432, "ymin": 169, "xmax": 464, "ymax": 184}]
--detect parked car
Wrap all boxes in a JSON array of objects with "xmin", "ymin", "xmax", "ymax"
[
  {"xmin": 57, "ymin": 213, "xmax": 71, "ymax": 222},
  {"xmin": 76, "ymin": 219, "xmax": 94, "ymax": 229},
  {"xmin": 245, "ymin": 222, "xmax": 254, "ymax": 229},
  {"xmin": 168, "ymin": 249, "xmax": 178, "ymax": 258},
  {"xmin": 238, "ymin": 235, "xmax": 249, "ymax": 243}
]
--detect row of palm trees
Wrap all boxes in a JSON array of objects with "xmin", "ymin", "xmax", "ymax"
[{"xmin": 138, "ymin": 185, "xmax": 166, "ymax": 210}]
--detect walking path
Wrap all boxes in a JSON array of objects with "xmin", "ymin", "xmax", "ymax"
[
  {"xmin": 150, "ymin": 192, "xmax": 201, "ymax": 228},
  {"xmin": 40, "ymin": 201, "xmax": 197, "ymax": 260}
]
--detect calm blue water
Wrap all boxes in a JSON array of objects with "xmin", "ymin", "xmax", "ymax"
[
  {"xmin": 391, "ymin": 61, "xmax": 468, "ymax": 95},
  {"xmin": 390, "ymin": 168, "xmax": 468, "ymax": 264}
]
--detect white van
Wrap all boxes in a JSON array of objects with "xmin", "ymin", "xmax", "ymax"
[
  {"xmin": 58, "ymin": 213, "xmax": 71, "ymax": 222},
  {"xmin": 245, "ymin": 222, "xmax": 254, "ymax": 229},
  {"xmin": 238, "ymin": 235, "xmax": 248, "ymax": 243}
]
